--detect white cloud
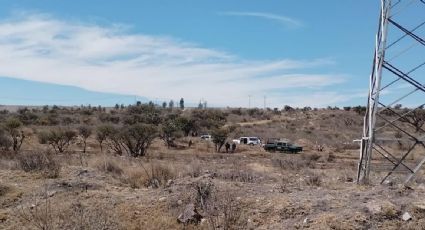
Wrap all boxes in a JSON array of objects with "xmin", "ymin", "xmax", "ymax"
[
  {"xmin": 219, "ymin": 11, "xmax": 303, "ymax": 28},
  {"xmin": 0, "ymin": 13, "xmax": 346, "ymax": 107}
]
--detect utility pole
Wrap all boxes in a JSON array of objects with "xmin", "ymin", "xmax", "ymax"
[
  {"xmin": 248, "ymin": 95, "xmax": 252, "ymax": 109},
  {"xmin": 263, "ymin": 95, "xmax": 267, "ymax": 110}
]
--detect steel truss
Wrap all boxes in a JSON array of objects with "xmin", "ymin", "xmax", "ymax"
[{"xmin": 357, "ymin": 0, "xmax": 425, "ymax": 184}]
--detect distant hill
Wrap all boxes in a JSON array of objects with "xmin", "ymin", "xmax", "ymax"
[{"xmin": 0, "ymin": 76, "xmax": 148, "ymax": 107}]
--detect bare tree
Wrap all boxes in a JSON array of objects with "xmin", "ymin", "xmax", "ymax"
[{"xmin": 400, "ymin": 108, "xmax": 425, "ymax": 133}]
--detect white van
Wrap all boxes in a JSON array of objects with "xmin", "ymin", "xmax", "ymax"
[{"xmin": 233, "ymin": 137, "xmax": 261, "ymax": 145}]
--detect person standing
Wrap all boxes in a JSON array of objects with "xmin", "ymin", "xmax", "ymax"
[
  {"xmin": 231, "ymin": 143, "xmax": 236, "ymax": 153},
  {"xmin": 225, "ymin": 142, "xmax": 230, "ymax": 153}
]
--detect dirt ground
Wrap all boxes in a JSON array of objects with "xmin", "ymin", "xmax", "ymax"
[
  {"xmin": 1, "ymin": 138, "xmax": 425, "ymax": 230},
  {"xmin": 0, "ymin": 107, "xmax": 424, "ymax": 229}
]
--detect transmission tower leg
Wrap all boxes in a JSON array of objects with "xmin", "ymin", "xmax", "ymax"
[{"xmin": 357, "ymin": 0, "xmax": 392, "ymax": 184}]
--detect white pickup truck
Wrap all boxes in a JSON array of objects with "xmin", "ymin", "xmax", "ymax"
[
  {"xmin": 233, "ymin": 137, "xmax": 261, "ymax": 146},
  {"xmin": 200, "ymin": 134, "xmax": 212, "ymax": 141}
]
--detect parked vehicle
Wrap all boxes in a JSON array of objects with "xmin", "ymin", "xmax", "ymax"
[
  {"xmin": 264, "ymin": 138, "xmax": 303, "ymax": 153},
  {"xmin": 233, "ymin": 137, "xmax": 261, "ymax": 146},
  {"xmin": 200, "ymin": 134, "xmax": 212, "ymax": 141},
  {"xmin": 263, "ymin": 138, "xmax": 280, "ymax": 150}
]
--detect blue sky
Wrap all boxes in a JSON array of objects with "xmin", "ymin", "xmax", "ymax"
[{"xmin": 0, "ymin": 0, "xmax": 422, "ymax": 107}]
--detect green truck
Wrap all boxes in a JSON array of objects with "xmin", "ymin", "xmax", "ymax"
[{"xmin": 263, "ymin": 138, "xmax": 303, "ymax": 153}]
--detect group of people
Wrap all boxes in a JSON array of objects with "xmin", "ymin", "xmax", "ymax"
[
  {"xmin": 188, "ymin": 138, "xmax": 237, "ymax": 153},
  {"xmin": 224, "ymin": 142, "xmax": 237, "ymax": 153}
]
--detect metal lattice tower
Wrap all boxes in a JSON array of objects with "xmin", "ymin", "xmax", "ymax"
[{"xmin": 357, "ymin": 0, "xmax": 425, "ymax": 184}]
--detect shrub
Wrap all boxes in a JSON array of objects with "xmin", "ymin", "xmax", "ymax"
[
  {"xmin": 2, "ymin": 118, "xmax": 25, "ymax": 152},
  {"xmin": 160, "ymin": 114, "xmax": 184, "ymax": 148},
  {"xmin": 61, "ymin": 116, "xmax": 74, "ymax": 125},
  {"xmin": 124, "ymin": 168, "xmax": 145, "ymax": 189},
  {"xmin": 304, "ymin": 170, "xmax": 322, "ymax": 187},
  {"xmin": 211, "ymin": 128, "xmax": 230, "ymax": 152},
  {"xmin": 0, "ymin": 184, "xmax": 9, "ymax": 197},
  {"xmin": 95, "ymin": 125, "xmax": 123, "ymax": 155},
  {"xmin": 400, "ymin": 108, "xmax": 425, "ymax": 133},
  {"xmin": 303, "ymin": 152, "xmax": 321, "ymax": 162},
  {"xmin": 120, "ymin": 123, "xmax": 157, "ymax": 157},
  {"xmin": 283, "ymin": 105, "xmax": 294, "ymax": 112},
  {"xmin": 217, "ymin": 169, "xmax": 261, "ymax": 183},
  {"xmin": 96, "ymin": 159, "xmax": 123, "ymax": 176},
  {"xmin": 230, "ymin": 108, "xmax": 243, "ymax": 116},
  {"xmin": 78, "ymin": 126, "xmax": 92, "ymax": 153},
  {"xmin": 180, "ymin": 117, "xmax": 197, "ymax": 137},
  {"xmin": 18, "ymin": 198, "xmax": 121, "ymax": 230},
  {"xmin": 394, "ymin": 104, "xmax": 403, "ymax": 110},
  {"xmin": 140, "ymin": 162, "xmax": 175, "ymax": 188},
  {"xmin": 17, "ymin": 151, "xmax": 61, "ymax": 178},
  {"xmin": 37, "ymin": 114, "xmax": 60, "ymax": 126},
  {"xmin": 327, "ymin": 152, "xmax": 336, "ymax": 162},
  {"xmin": 194, "ymin": 180, "xmax": 214, "ymax": 210},
  {"xmin": 0, "ymin": 128, "xmax": 12, "ymax": 150},
  {"xmin": 17, "ymin": 109, "xmax": 39, "ymax": 125},
  {"xmin": 98, "ymin": 113, "xmax": 120, "ymax": 124},
  {"xmin": 125, "ymin": 104, "xmax": 161, "ymax": 125},
  {"xmin": 352, "ymin": 106, "xmax": 367, "ymax": 115},
  {"xmin": 123, "ymin": 162, "xmax": 175, "ymax": 189},
  {"xmin": 96, "ymin": 124, "xmax": 114, "ymax": 152},
  {"xmin": 190, "ymin": 109, "xmax": 227, "ymax": 131},
  {"xmin": 38, "ymin": 128, "xmax": 77, "ymax": 153},
  {"xmin": 190, "ymin": 182, "xmax": 248, "ymax": 229},
  {"xmin": 207, "ymin": 191, "xmax": 247, "ymax": 230},
  {"xmin": 145, "ymin": 162, "xmax": 175, "ymax": 188},
  {"xmin": 272, "ymin": 156, "xmax": 314, "ymax": 171},
  {"xmin": 186, "ymin": 160, "xmax": 202, "ymax": 178}
]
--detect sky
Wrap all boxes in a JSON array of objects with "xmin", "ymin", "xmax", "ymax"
[{"xmin": 0, "ymin": 0, "xmax": 423, "ymax": 108}]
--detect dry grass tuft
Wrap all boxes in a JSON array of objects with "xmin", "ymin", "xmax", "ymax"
[
  {"xmin": 272, "ymin": 155, "xmax": 313, "ymax": 171},
  {"xmin": 184, "ymin": 159, "xmax": 202, "ymax": 178},
  {"xmin": 304, "ymin": 170, "xmax": 322, "ymax": 187},
  {"xmin": 185, "ymin": 181, "xmax": 248, "ymax": 229},
  {"xmin": 17, "ymin": 196, "xmax": 121, "ymax": 230},
  {"xmin": 304, "ymin": 152, "xmax": 321, "ymax": 162},
  {"xmin": 17, "ymin": 151, "xmax": 61, "ymax": 178},
  {"xmin": 123, "ymin": 167, "xmax": 145, "ymax": 189},
  {"xmin": 140, "ymin": 161, "xmax": 175, "ymax": 188},
  {"xmin": 216, "ymin": 168, "xmax": 266, "ymax": 183},
  {"xmin": 95, "ymin": 159, "xmax": 124, "ymax": 176},
  {"xmin": 0, "ymin": 184, "xmax": 9, "ymax": 196},
  {"xmin": 122, "ymin": 161, "xmax": 176, "ymax": 188}
]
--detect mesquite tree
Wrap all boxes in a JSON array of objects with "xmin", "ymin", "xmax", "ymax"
[
  {"xmin": 38, "ymin": 128, "xmax": 77, "ymax": 153},
  {"xmin": 78, "ymin": 126, "xmax": 92, "ymax": 153},
  {"xmin": 120, "ymin": 123, "xmax": 157, "ymax": 157}
]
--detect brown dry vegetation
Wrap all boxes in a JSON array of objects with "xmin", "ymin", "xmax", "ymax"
[{"xmin": 0, "ymin": 105, "xmax": 424, "ymax": 229}]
